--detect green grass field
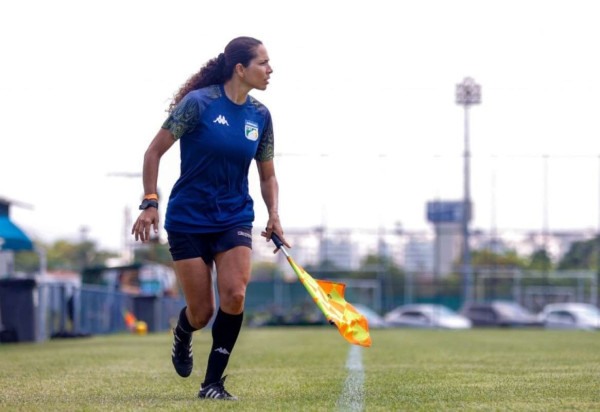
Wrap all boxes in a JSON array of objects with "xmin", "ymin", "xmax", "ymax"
[{"xmin": 1, "ymin": 327, "xmax": 599, "ymax": 411}]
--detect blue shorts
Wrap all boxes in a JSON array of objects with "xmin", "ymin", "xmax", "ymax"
[{"xmin": 167, "ymin": 227, "xmax": 253, "ymax": 265}]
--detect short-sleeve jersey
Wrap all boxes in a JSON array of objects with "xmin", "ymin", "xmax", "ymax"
[{"xmin": 161, "ymin": 84, "xmax": 275, "ymax": 233}]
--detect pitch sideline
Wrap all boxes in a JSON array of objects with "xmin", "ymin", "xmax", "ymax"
[{"xmin": 337, "ymin": 345, "xmax": 365, "ymax": 411}]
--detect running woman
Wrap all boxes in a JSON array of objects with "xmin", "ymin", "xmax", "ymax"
[{"xmin": 131, "ymin": 36, "xmax": 289, "ymax": 400}]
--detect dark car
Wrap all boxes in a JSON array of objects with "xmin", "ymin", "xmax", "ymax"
[{"xmin": 459, "ymin": 300, "xmax": 542, "ymax": 328}]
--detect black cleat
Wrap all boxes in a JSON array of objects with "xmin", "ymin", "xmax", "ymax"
[
  {"xmin": 171, "ymin": 327, "xmax": 193, "ymax": 378},
  {"xmin": 198, "ymin": 376, "xmax": 238, "ymax": 400}
]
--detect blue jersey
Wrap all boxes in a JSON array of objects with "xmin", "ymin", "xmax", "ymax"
[{"xmin": 161, "ymin": 85, "xmax": 274, "ymax": 233}]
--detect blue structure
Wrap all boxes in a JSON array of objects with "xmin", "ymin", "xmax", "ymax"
[
  {"xmin": 426, "ymin": 200, "xmax": 468, "ymax": 224},
  {"xmin": 0, "ymin": 198, "xmax": 33, "ymax": 251}
]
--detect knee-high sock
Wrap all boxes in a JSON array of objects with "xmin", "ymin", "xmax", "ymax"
[
  {"xmin": 175, "ymin": 306, "xmax": 197, "ymax": 341},
  {"xmin": 203, "ymin": 308, "xmax": 243, "ymax": 385}
]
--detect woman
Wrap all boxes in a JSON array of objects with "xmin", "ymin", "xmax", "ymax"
[{"xmin": 131, "ymin": 36, "xmax": 289, "ymax": 400}]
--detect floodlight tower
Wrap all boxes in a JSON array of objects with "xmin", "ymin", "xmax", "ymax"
[{"xmin": 455, "ymin": 77, "xmax": 481, "ymax": 303}]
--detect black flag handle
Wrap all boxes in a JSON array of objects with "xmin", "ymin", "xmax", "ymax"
[
  {"xmin": 270, "ymin": 232, "xmax": 291, "ymax": 258},
  {"xmin": 271, "ymin": 232, "xmax": 284, "ymax": 249}
]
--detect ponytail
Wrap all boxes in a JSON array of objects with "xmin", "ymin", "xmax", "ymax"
[{"xmin": 168, "ymin": 37, "xmax": 263, "ymax": 113}]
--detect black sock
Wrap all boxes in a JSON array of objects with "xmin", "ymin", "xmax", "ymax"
[
  {"xmin": 203, "ymin": 308, "xmax": 243, "ymax": 386},
  {"xmin": 175, "ymin": 307, "xmax": 197, "ymax": 340}
]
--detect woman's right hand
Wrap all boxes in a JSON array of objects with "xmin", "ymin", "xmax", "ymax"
[{"xmin": 131, "ymin": 209, "xmax": 159, "ymax": 242}]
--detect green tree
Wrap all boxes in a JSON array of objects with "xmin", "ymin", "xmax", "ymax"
[
  {"xmin": 251, "ymin": 261, "xmax": 280, "ymax": 281},
  {"xmin": 132, "ymin": 241, "xmax": 172, "ymax": 266},
  {"xmin": 360, "ymin": 254, "xmax": 405, "ymax": 310},
  {"xmin": 528, "ymin": 248, "xmax": 553, "ymax": 271},
  {"xmin": 47, "ymin": 239, "xmax": 115, "ymax": 271},
  {"xmin": 13, "ymin": 250, "xmax": 40, "ymax": 273},
  {"xmin": 558, "ymin": 235, "xmax": 599, "ymax": 270},
  {"xmin": 14, "ymin": 239, "xmax": 117, "ymax": 274},
  {"xmin": 471, "ymin": 249, "xmax": 527, "ymax": 269}
]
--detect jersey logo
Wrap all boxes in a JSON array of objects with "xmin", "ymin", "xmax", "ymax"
[
  {"xmin": 213, "ymin": 115, "xmax": 229, "ymax": 126},
  {"xmin": 245, "ymin": 121, "xmax": 259, "ymax": 141}
]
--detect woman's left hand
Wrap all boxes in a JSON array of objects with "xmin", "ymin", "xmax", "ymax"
[{"xmin": 261, "ymin": 213, "xmax": 290, "ymax": 252}]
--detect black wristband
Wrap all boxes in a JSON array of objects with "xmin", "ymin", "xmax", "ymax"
[{"xmin": 139, "ymin": 199, "xmax": 158, "ymax": 210}]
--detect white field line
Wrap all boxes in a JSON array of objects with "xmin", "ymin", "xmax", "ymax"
[{"xmin": 337, "ymin": 345, "xmax": 364, "ymax": 411}]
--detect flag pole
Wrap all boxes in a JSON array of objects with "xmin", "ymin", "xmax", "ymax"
[{"xmin": 270, "ymin": 233, "xmax": 372, "ymax": 347}]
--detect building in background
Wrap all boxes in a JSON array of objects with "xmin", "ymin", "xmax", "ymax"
[{"xmin": 426, "ymin": 200, "xmax": 467, "ymax": 278}]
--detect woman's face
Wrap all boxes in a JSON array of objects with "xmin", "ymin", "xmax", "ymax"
[{"xmin": 240, "ymin": 44, "xmax": 273, "ymax": 91}]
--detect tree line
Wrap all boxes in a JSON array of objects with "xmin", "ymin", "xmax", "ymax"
[{"xmin": 13, "ymin": 234, "xmax": 600, "ymax": 275}]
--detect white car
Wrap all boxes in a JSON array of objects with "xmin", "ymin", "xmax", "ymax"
[
  {"xmin": 538, "ymin": 303, "xmax": 600, "ymax": 330},
  {"xmin": 384, "ymin": 304, "xmax": 472, "ymax": 329},
  {"xmin": 351, "ymin": 304, "xmax": 389, "ymax": 328}
]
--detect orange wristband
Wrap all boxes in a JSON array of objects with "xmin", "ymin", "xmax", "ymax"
[{"xmin": 143, "ymin": 194, "xmax": 159, "ymax": 201}]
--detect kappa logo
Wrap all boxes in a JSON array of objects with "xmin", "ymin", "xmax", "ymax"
[
  {"xmin": 213, "ymin": 115, "xmax": 229, "ymax": 126},
  {"xmin": 214, "ymin": 347, "xmax": 230, "ymax": 355},
  {"xmin": 244, "ymin": 121, "xmax": 259, "ymax": 141},
  {"xmin": 237, "ymin": 231, "xmax": 252, "ymax": 239}
]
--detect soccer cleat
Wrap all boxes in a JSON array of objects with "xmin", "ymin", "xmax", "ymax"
[
  {"xmin": 198, "ymin": 376, "xmax": 238, "ymax": 400},
  {"xmin": 171, "ymin": 327, "xmax": 193, "ymax": 378}
]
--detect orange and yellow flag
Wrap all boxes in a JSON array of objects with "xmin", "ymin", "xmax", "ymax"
[{"xmin": 286, "ymin": 255, "xmax": 372, "ymax": 348}]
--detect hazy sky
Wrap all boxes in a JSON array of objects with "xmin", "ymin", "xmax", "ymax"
[{"xmin": 2, "ymin": 0, "xmax": 600, "ymax": 251}]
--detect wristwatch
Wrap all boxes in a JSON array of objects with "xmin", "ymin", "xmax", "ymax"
[{"xmin": 139, "ymin": 199, "xmax": 158, "ymax": 210}]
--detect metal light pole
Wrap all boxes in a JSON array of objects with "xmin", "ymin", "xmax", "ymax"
[
  {"xmin": 107, "ymin": 172, "xmax": 143, "ymax": 264},
  {"xmin": 456, "ymin": 77, "xmax": 481, "ymax": 303}
]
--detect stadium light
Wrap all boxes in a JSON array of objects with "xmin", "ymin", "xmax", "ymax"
[{"xmin": 456, "ymin": 77, "xmax": 481, "ymax": 303}]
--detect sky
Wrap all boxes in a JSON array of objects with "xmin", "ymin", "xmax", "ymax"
[{"xmin": 2, "ymin": 0, "xmax": 600, "ymax": 252}]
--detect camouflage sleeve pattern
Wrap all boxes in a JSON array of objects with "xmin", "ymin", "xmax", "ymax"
[
  {"xmin": 161, "ymin": 94, "xmax": 200, "ymax": 140},
  {"xmin": 255, "ymin": 113, "xmax": 274, "ymax": 162}
]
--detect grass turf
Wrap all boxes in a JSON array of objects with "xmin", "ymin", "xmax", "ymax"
[{"xmin": 0, "ymin": 327, "xmax": 599, "ymax": 411}]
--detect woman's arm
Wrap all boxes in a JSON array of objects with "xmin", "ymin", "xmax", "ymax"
[
  {"xmin": 131, "ymin": 128, "xmax": 176, "ymax": 242},
  {"xmin": 257, "ymin": 159, "xmax": 290, "ymax": 249}
]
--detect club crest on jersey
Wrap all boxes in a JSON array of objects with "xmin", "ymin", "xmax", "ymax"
[{"xmin": 245, "ymin": 121, "xmax": 259, "ymax": 141}]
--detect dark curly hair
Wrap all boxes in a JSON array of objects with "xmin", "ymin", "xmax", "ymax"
[{"xmin": 168, "ymin": 36, "xmax": 263, "ymax": 113}]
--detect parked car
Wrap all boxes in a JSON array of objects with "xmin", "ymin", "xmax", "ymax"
[
  {"xmin": 538, "ymin": 302, "xmax": 600, "ymax": 330},
  {"xmin": 384, "ymin": 304, "xmax": 472, "ymax": 329},
  {"xmin": 459, "ymin": 300, "xmax": 542, "ymax": 328},
  {"xmin": 352, "ymin": 304, "xmax": 389, "ymax": 328}
]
